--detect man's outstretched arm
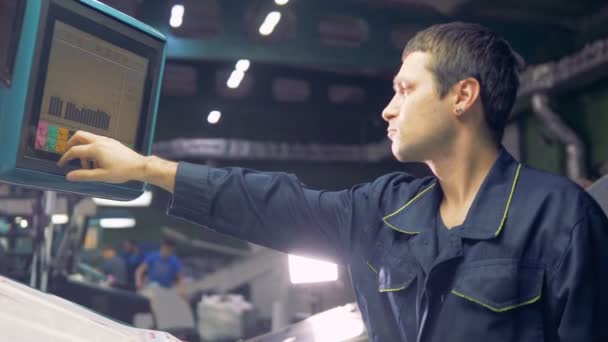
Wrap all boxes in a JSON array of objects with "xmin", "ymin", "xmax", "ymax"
[{"xmin": 58, "ymin": 131, "xmax": 401, "ymax": 264}]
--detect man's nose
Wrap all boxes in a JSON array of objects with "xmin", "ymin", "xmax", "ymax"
[{"xmin": 382, "ymin": 95, "xmax": 399, "ymax": 122}]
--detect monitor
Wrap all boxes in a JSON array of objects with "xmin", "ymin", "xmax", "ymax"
[{"xmin": 0, "ymin": 0, "xmax": 166, "ymax": 200}]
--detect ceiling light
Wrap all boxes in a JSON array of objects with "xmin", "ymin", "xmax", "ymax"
[
  {"xmin": 170, "ymin": 16, "xmax": 183, "ymax": 28},
  {"xmin": 275, "ymin": 0, "xmax": 289, "ymax": 5},
  {"xmin": 259, "ymin": 11, "xmax": 282, "ymax": 36},
  {"xmin": 235, "ymin": 59, "xmax": 250, "ymax": 72},
  {"xmin": 207, "ymin": 110, "xmax": 221, "ymax": 124},
  {"xmin": 99, "ymin": 218, "xmax": 136, "ymax": 229},
  {"xmin": 170, "ymin": 5, "xmax": 185, "ymax": 28},
  {"xmin": 52, "ymin": 214, "xmax": 69, "ymax": 225},
  {"xmin": 19, "ymin": 219, "xmax": 28, "ymax": 229},
  {"xmin": 227, "ymin": 70, "xmax": 245, "ymax": 88}
]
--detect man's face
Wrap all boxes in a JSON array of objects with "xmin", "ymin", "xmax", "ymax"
[
  {"xmin": 102, "ymin": 248, "xmax": 115, "ymax": 259},
  {"xmin": 123, "ymin": 241, "xmax": 133, "ymax": 253},
  {"xmin": 160, "ymin": 244, "xmax": 173, "ymax": 257},
  {"xmin": 382, "ymin": 51, "xmax": 455, "ymax": 162}
]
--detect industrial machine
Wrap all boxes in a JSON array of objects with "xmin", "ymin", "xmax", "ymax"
[{"xmin": 0, "ymin": 0, "xmax": 165, "ymax": 200}]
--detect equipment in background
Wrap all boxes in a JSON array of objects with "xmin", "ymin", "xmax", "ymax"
[
  {"xmin": 51, "ymin": 197, "xmax": 96, "ymax": 277},
  {"xmin": 0, "ymin": 0, "xmax": 166, "ymax": 201},
  {"xmin": 197, "ymin": 294, "xmax": 255, "ymax": 341},
  {"xmin": 245, "ymin": 302, "xmax": 368, "ymax": 342}
]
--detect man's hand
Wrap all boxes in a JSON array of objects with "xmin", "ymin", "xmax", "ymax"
[
  {"xmin": 58, "ymin": 131, "xmax": 146, "ymax": 184},
  {"xmin": 58, "ymin": 131, "xmax": 179, "ymax": 192}
]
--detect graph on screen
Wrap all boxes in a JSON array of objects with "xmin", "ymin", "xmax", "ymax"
[
  {"xmin": 36, "ymin": 21, "xmax": 148, "ymax": 154},
  {"xmin": 48, "ymin": 96, "xmax": 111, "ymax": 130}
]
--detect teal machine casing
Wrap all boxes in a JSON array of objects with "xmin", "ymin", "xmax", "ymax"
[{"xmin": 0, "ymin": 0, "xmax": 166, "ymax": 200}]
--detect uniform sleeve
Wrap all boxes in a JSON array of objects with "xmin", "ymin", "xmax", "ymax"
[
  {"xmin": 167, "ymin": 162, "xmax": 407, "ymax": 264},
  {"xmin": 548, "ymin": 203, "xmax": 608, "ymax": 342}
]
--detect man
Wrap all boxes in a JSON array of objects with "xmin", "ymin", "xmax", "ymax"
[
  {"xmin": 100, "ymin": 245, "xmax": 127, "ymax": 288},
  {"xmin": 120, "ymin": 239, "xmax": 144, "ymax": 290},
  {"xmin": 58, "ymin": 22, "xmax": 607, "ymax": 341},
  {"xmin": 135, "ymin": 239, "xmax": 183, "ymax": 290}
]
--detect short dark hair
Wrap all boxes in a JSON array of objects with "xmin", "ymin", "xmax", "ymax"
[
  {"xmin": 161, "ymin": 238, "xmax": 176, "ymax": 248},
  {"xmin": 403, "ymin": 22, "xmax": 524, "ymax": 143}
]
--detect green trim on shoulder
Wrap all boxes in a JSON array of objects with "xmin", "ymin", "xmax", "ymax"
[
  {"xmin": 382, "ymin": 182, "xmax": 437, "ymax": 234},
  {"xmin": 450, "ymin": 289, "xmax": 541, "ymax": 313},
  {"xmin": 494, "ymin": 163, "xmax": 522, "ymax": 237}
]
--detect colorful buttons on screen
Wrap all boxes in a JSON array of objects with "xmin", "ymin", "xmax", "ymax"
[
  {"xmin": 35, "ymin": 134, "xmax": 46, "ymax": 150},
  {"xmin": 46, "ymin": 136, "xmax": 57, "ymax": 151},
  {"xmin": 36, "ymin": 122, "xmax": 48, "ymax": 150},
  {"xmin": 35, "ymin": 121, "xmax": 74, "ymax": 153},
  {"xmin": 37, "ymin": 121, "xmax": 48, "ymax": 136},
  {"xmin": 47, "ymin": 125, "xmax": 58, "ymax": 138},
  {"xmin": 58, "ymin": 127, "xmax": 69, "ymax": 141},
  {"xmin": 55, "ymin": 140, "xmax": 67, "ymax": 153}
]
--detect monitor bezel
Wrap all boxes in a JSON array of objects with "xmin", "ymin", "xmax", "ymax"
[
  {"xmin": 16, "ymin": 0, "xmax": 163, "ymax": 176},
  {"xmin": 0, "ymin": 0, "xmax": 26, "ymax": 87}
]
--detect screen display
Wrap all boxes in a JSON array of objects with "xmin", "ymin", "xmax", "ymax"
[{"xmin": 34, "ymin": 21, "xmax": 149, "ymax": 155}]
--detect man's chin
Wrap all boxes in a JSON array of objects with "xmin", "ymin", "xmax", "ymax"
[
  {"xmin": 393, "ymin": 146, "xmax": 422, "ymax": 163},
  {"xmin": 393, "ymin": 150, "xmax": 411, "ymax": 163}
]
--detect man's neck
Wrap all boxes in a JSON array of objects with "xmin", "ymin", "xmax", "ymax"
[{"xmin": 425, "ymin": 139, "xmax": 500, "ymax": 227}]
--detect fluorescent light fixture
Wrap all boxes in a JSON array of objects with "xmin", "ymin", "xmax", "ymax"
[
  {"xmin": 259, "ymin": 11, "xmax": 282, "ymax": 36},
  {"xmin": 169, "ymin": 16, "xmax": 183, "ymax": 28},
  {"xmin": 93, "ymin": 191, "xmax": 153, "ymax": 207},
  {"xmin": 52, "ymin": 214, "xmax": 69, "ymax": 225},
  {"xmin": 171, "ymin": 4, "xmax": 185, "ymax": 17},
  {"xmin": 170, "ymin": 5, "xmax": 185, "ymax": 28},
  {"xmin": 288, "ymin": 254, "xmax": 338, "ymax": 284},
  {"xmin": 235, "ymin": 59, "xmax": 250, "ymax": 72},
  {"xmin": 226, "ymin": 70, "xmax": 245, "ymax": 88},
  {"xmin": 275, "ymin": 0, "xmax": 289, "ymax": 5},
  {"xmin": 310, "ymin": 304, "xmax": 365, "ymax": 341},
  {"xmin": 207, "ymin": 110, "xmax": 222, "ymax": 124},
  {"xmin": 100, "ymin": 218, "xmax": 136, "ymax": 229}
]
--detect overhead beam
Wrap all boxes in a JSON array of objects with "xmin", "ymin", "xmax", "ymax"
[{"xmin": 139, "ymin": 0, "xmax": 444, "ymax": 69}]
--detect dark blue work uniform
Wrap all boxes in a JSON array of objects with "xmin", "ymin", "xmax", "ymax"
[{"xmin": 167, "ymin": 148, "xmax": 608, "ymax": 341}]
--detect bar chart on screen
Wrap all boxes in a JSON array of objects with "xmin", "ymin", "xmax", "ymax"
[{"xmin": 36, "ymin": 21, "xmax": 148, "ymax": 151}]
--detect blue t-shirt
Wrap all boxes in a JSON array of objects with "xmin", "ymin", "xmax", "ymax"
[{"xmin": 144, "ymin": 252, "xmax": 181, "ymax": 288}]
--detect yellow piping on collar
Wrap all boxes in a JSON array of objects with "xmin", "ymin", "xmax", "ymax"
[
  {"xmin": 494, "ymin": 163, "xmax": 522, "ymax": 237},
  {"xmin": 382, "ymin": 182, "xmax": 437, "ymax": 234}
]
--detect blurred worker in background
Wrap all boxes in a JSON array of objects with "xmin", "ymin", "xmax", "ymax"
[
  {"xmin": 100, "ymin": 245, "xmax": 127, "ymax": 289},
  {"xmin": 135, "ymin": 239, "xmax": 184, "ymax": 292}
]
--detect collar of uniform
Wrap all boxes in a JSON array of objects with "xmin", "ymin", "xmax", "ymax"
[{"xmin": 382, "ymin": 147, "xmax": 522, "ymax": 240}]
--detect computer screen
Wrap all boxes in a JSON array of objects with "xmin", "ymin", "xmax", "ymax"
[
  {"xmin": 17, "ymin": 0, "xmax": 162, "ymax": 176},
  {"xmin": 36, "ymin": 21, "xmax": 148, "ymax": 155},
  {"xmin": 0, "ymin": 0, "xmax": 165, "ymax": 199}
]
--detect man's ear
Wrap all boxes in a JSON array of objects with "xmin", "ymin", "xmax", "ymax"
[{"xmin": 452, "ymin": 77, "xmax": 480, "ymax": 116}]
